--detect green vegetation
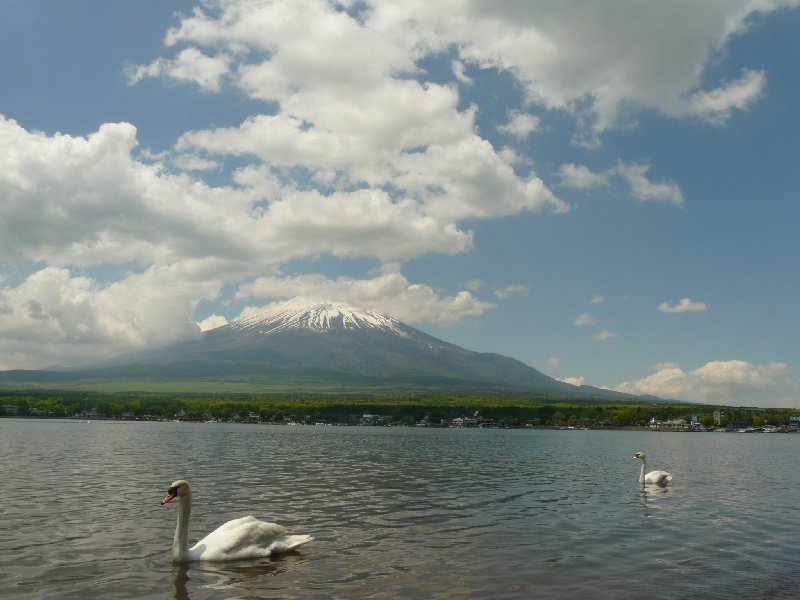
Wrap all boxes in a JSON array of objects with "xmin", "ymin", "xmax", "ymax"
[{"xmin": 2, "ymin": 390, "xmax": 797, "ymax": 427}]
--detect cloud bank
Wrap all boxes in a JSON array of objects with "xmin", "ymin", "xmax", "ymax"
[
  {"xmin": 2, "ymin": 0, "xmax": 797, "ymax": 378},
  {"xmin": 614, "ymin": 360, "xmax": 800, "ymax": 407}
]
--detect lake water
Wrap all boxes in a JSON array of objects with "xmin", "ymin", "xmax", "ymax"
[{"xmin": 1, "ymin": 419, "xmax": 799, "ymax": 599}]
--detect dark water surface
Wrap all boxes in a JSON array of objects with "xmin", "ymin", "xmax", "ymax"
[{"xmin": 1, "ymin": 419, "xmax": 799, "ymax": 599}]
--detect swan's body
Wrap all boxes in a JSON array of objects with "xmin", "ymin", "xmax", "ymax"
[
  {"xmin": 161, "ymin": 480, "xmax": 313, "ymax": 561},
  {"xmin": 633, "ymin": 451, "xmax": 673, "ymax": 486}
]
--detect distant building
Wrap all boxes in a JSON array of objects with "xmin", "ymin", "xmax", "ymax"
[
  {"xmin": 361, "ymin": 414, "xmax": 380, "ymax": 425},
  {"xmin": 359, "ymin": 414, "xmax": 394, "ymax": 426},
  {"xmin": 650, "ymin": 417, "xmax": 686, "ymax": 428},
  {"xmin": 2, "ymin": 404, "xmax": 18, "ymax": 415},
  {"xmin": 75, "ymin": 407, "xmax": 102, "ymax": 418},
  {"xmin": 742, "ymin": 407, "xmax": 764, "ymax": 417}
]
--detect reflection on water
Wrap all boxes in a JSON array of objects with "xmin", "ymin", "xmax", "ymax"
[
  {"xmin": 175, "ymin": 553, "xmax": 313, "ymax": 599},
  {"xmin": 172, "ymin": 563, "xmax": 189, "ymax": 600},
  {"xmin": 2, "ymin": 419, "xmax": 800, "ymax": 599},
  {"xmin": 172, "ymin": 558, "xmax": 304, "ymax": 599},
  {"xmin": 639, "ymin": 481, "xmax": 674, "ymax": 500}
]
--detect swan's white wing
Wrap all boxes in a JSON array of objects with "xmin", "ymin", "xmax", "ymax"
[
  {"xmin": 189, "ymin": 516, "xmax": 293, "ymax": 560},
  {"xmin": 645, "ymin": 470, "xmax": 673, "ymax": 485},
  {"xmin": 267, "ymin": 534, "xmax": 315, "ymax": 554}
]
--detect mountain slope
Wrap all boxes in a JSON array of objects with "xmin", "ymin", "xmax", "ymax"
[{"xmin": 0, "ymin": 299, "xmax": 646, "ymax": 399}]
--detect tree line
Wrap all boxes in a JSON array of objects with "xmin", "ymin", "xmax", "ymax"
[{"xmin": 2, "ymin": 392, "xmax": 796, "ymax": 427}]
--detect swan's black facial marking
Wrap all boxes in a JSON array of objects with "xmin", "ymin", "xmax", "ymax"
[{"xmin": 161, "ymin": 485, "xmax": 181, "ymax": 505}]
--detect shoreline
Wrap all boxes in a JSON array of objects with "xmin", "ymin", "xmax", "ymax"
[{"xmin": 2, "ymin": 415, "xmax": 796, "ymax": 434}]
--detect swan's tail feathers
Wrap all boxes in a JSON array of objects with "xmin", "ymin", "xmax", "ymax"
[
  {"xmin": 654, "ymin": 472, "xmax": 673, "ymax": 486},
  {"xmin": 269, "ymin": 534, "xmax": 314, "ymax": 554}
]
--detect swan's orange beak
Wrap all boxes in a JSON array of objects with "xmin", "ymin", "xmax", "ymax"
[{"xmin": 161, "ymin": 491, "xmax": 177, "ymax": 505}]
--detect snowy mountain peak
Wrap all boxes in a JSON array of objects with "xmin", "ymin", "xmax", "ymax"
[{"xmin": 229, "ymin": 298, "xmax": 407, "ymax": 336}]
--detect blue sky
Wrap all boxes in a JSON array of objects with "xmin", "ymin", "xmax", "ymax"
[{"xmin": 1, "ymin": 0, "xmax": 798, "ymax": 406}]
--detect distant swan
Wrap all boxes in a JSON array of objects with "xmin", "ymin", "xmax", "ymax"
[
  {"xmin": 161, "ymin": 479, "xmax": 313, "ymax": 561},
  {"xmin": 632, "ymin": 451, "xmax": 673, "ymax": 486}
]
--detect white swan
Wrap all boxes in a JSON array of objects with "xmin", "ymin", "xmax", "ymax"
[
  {"xmin": 161, "ymin": 479, "xmax": 313, "ymax": 561},
  {"xmin": 632, "ymin": 451, "xmax": 673, "ymax": 486}
]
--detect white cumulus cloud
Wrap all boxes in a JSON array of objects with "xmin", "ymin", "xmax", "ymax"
[
  {"xmin": 197, "ymin": 314, "xmax": 228, "ymax": 331},
  {"xmin": 4, "ymin": 0, "xmax": 797, "ymax": 370},
  {"xmin": 0, "ymin": 266, "xmax": 213, "ymax": 370},
  {"xmin": 136, "ymin": 0, "xmax": 793, "ymax": 142},
  {"xmin": 127, "ymin": 47, "xmax": 231, "ymax": 92},
  {"xmin": 614, "ymin": 360, "xmax": 800, "ymax": 406},
  {"xmin": 458, "ymin": 0, "xmax": 787, "ymax": 137},
  {"xmin": 235, "ymin": 272, "xmax": 495, "ymax": 326}
]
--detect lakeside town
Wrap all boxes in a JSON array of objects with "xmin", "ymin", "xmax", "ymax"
[{"xmin": 4, "ymin": 401, "xmax": 799, "ymax": 432}]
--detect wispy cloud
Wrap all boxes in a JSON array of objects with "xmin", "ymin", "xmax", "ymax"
[
  {"xmin": 687, "ymin": 69, "xmax": 766, "ymax": 125},
  {"xmin": 171, "ymin": 154, "xmax": 220, "ymax": 172},
  {"xmin": 593, "ymin": 330, "xmax": 618, "ymax": 341},
  {"xmin": 498, "ymin": 110, "xmax": 541, "ymax": 140},
  {"xmin": 557, "ymin": 163, "xmax": 611, "ymax": 189},
  {"xmin": 494, "ymin": 284, "xmax": 529, "ymax": 299},
  {"xmin": 558, "ymin": 161, "xmax": 684, "ymax": 205},
  {"xmin": 126, "ymin": 47, "xmax": 231, "ymax": 92},
  {"xmin": 451, "ymin": 59, "xmax": 473, "ymax": 85},
  {"xmin": 658, "ymin": 298, "xmax": 708, "ymax": 314},
  {"xmin": 614, "ymin": 162, "xmax": 684, "ymax": 206},
  {"xmin": 574, "ymin": 313, "xmax": 598, "ymax": 327},
  {"xmin": 464, "ymin": 279, "xmax": 483, "ymax": 292}
]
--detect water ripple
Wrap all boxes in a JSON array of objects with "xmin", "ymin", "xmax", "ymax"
[{"xmin": 2, "ymin": 421, "xmax": 800, "ymax": 598}]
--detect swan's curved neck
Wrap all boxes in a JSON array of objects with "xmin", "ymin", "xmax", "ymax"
[
  {"xmin": 173, "ymin": 493, "xmax": 191, "ymax": 561},
  {"xmin": 639, "ymin": 459, "xmax": 646, "ymax": 484}
]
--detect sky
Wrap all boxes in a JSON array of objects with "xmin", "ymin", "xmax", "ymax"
[{"xmin": 1, "ymin": 0, "xmax": 799, "ymax": 406}]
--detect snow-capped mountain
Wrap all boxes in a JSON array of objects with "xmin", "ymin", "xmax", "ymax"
[
  {"xmin": 228, "ymin": 299, "xmax": 407, "ymax": 337},
  {"xmin": 0, "ymin": 298, "xmax": 644, "ymax": 400}
]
